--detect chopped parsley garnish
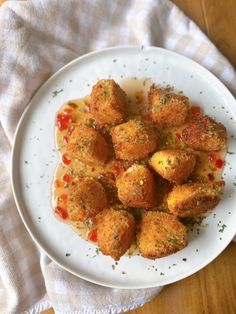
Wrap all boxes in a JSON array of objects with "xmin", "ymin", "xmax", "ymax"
[
  {"xmin": 52, "ymin": 89, "xmax": 63, "ymax": 97},
  {"xmin": 219, "ymin": 224, "xmax": 227, "ymax": 233},
  {"xmin": 208, "ymin": 125, "xmax": 215, "ymax": 132},
  {"xmin": 167, "ymin": 237, "xmax": 177, "ymax": 243},
  {"xmin": 161, "ymin": 94, "xmax": 170, "ymax": 105}
]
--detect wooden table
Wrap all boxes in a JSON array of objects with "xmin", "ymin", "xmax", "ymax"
[{"xmin": 1, "ymin": 0, "xmax": 234, "ymax": 313}]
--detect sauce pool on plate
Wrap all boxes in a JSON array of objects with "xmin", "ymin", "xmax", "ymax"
[{"xmin": 52, "ymin": 78, "xmax": 226, "ymax": 257}]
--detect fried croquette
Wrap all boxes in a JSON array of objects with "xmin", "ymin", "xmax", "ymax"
[
  {"xmin": 167, "ymin": 181, "xmax": 225, "ymax": 217},
  {"xmin": 149, "ymin": 150, "xmax": 196, "ymax": 184},
  {"xmin": 97, "ymin": 208, "xmax": 136, "ymax": 260},
  {"xmin": 67, "ymin": 177, "xmax": 107, "ymax": 221},
  {"xmin": 111, "ymin": 119, "xmax": 157, "ymax": 160},
  {"xmin": 90, "ymin": 79, "xmax": 127, "ymax": 125},
  {"xmin": 116, "ymin": 164, "xmax": 154, "ymax": 209},
  {"xmin": 181, "ymin": 115, "xmax": 227, "ymax": 151},
  {"xmin": 138, "ymin": 211, "xmax": 187, "ymax": 259},
  {"xmin": 67, "ymin": 125, "xmax": 108, "ymax": 165},
  {"xmin": 148, "ymin": 85, "xmax": 190, "ymax": 127}
]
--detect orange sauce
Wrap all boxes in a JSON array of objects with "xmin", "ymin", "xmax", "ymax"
[{"xmin": 52, "ymin": 78, "xmax": 226, "ymax": 253}]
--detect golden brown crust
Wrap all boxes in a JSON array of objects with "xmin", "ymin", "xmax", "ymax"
[
  {"xmin": 111, "ymin": 119, "xmax": 157, "ymax": 160},
  {"xmin": 90, "ymin": 79, "xmax": 127, "ymax": 125},
  {"xmin": 148, "ymin": 85, "xmax": 190, "ymax": 127},
  {"xmin": 149, "ymin": 150, "xmax": 196, "ymax": 184},
  {"xmin": 167, "ymin": 181, "xmax": 225, "ymax": 217},
  {"xmin": 67, "ymin": 125, "xmax": 108, "ymax": 165},
  {"xmin": 97, "ymin": 208, "xmax": 136, "ymax": 260},
  {"xmin": 116, "ymin": 164, "xmax": 154, "ymax": 209},
  {"xmin": 138, "ymin": 211, "xmax": 187, "ymax": 259},
  {"xmin": 181, "ymin": 115, "xmax": 227, "ymax": 151},
  {"xmin": 67, "ymin": 177, "xmax": 107, "ymax": 221}
]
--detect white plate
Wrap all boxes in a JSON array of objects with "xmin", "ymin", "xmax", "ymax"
[{"xmin": 11, "ymin": 46, "xmax": 236, "ymax": 289}]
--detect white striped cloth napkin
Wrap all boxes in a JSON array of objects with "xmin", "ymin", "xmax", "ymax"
[{"xmin": 0, "ymin": 1, "xmax": 235, "ymax": 313}]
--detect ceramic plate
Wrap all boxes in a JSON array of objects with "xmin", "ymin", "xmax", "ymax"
[{"xmin": 11, "ymin": 46, "xmax": 236, "ymax": 289}]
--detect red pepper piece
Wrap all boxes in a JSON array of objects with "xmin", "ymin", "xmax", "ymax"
[
  {"xmin": 215, "ymin": 159, "xmax": 224, "ymax": 169},
  {"xmin": 55, "ymin": 206, "xmax": 68, "ymax": 219},
  {"xmin": 176, "ymin": 133, "xmax": 181, "ymax": 140},
  {"xmin": 63, "ymin": 136, "xmax": 69, "ymax": 144},
  {"xmin": 62, "ymin": 154, "xmax": 71, "ymax": 165},
  {"xmin": 56, "ymin": 113, "xmax": 72, "ymax": 130},
  {"xmin": 87, "ymin": 229, "xmax": 98, "ymax": 242},
  {"xmin": 58, "ymin": 194, "xmax": 68, "ymax": 203},
  {"xmin": 61, "ymin": 173, "xmax": 72, "ymax": 183},
  {"xmin": 55, "ymin": 179, "xmax": 61, "ymax": 188},
  {"xmin": 191, "ymin": 106, "xmax": 201, "ymax": 115}
]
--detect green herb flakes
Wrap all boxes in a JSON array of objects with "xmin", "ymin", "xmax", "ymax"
[
  {"xmin": 218, "ymin": 224, "xmax": 227, "ymax": 233},
  {"xmin": 52, "ymin": 89, "xmax": 63, "ymax": 97},
  {"xmin": 161, "ymin": 94, "xmax": 170, "ymax": 105},
  {"xmin": 167, "ymin": 237, "xmax": 177, "ymax": 243}
]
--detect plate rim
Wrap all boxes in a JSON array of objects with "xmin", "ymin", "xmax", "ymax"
[{"xmin": 11, "ymin": 45, "xmax": 236, "ymax": 289}]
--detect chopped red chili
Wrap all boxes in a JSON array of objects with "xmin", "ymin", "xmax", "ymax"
[
  {"xmin": 191, "ymin": 106, "xmax": 201, "ymax": 115},
  {"xmin": 62, "ymin": 154, "xmax": 71, "ymax": 165},
  {"xmin": 55, "ymin": 179, "xmax": 61, "ymax": 188},
  {"xmin": 63, "ymin": 136, "xmax": 69, "ymax": 144},
  {"xmin": 68, "ymin": 125, "xmax": 75, "ymax": 135},
  {"xmin": 209, "ymin": 153, "xmax": 224, "ymax": 169},
  {"xmin": 215, "ymin": 159, "xmax": 224, "ymax": 169},
  {"xmin": 61, "ymin": 173, "xmax": 72, "ymax": 183},
  {"xmin": 56, "ymin": 113, "xmax": 72, "ymax": 130},
  {"xmin": 87, "ymin": 229, "xmax": 98, "ymax": 242},
  {"xmin": 55, "ymin": 206, "xmax": 68, "ymax": 219},
  {"xmin": 58, "ymin": 194, "xmax": 68, "ymax": 202},
  {"xmin": 176, "ymin": 133, "xmax": 181, "ymax": 140}
]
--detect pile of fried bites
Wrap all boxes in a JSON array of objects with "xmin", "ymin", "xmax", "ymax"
[{"xmin": 55, "ymin": 79, "xmax": 227, "ymax": 261}]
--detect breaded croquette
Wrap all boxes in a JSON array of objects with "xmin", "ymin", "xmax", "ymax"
[
  {"xmin": 90, "ymin": 79, "xmax": 127, "ymax": 125},
  {"xmin": 148, "ymin": 85, "xmax": 190, "ymax": 127},
  {"xmin": 167, "ymin": 181, "xmax": 225, "ymax": 217},
  {"xmin": 138, "ymin": 211, "xmax": 187, "ymax": 259},
  {"xmin": 116, "ymin": 164, "xmax": 154, "ymax": 209},
  {"xmin": 111, "ymin": 119, "xmax": 157, "ymax": 160},
  {"xmin": 97, "ymin": 208, "xmax": 136, "ymax": 260},
  {"xmin": 67, "ymin": 125, "xmax": 108, "ymax": 165},
  {"xmin": 149, "ymin": 150, "xmax": 196, "ymax": 184},
  {"xmin": 67, "ymin": 177, "xmax": 107, "ymax": 221},
  {"xmin": 181, "ymin": 115, "xmax": 227, "ymax": 151}
]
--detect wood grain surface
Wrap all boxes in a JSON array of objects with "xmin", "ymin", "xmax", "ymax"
[{"xmin": 1, "ymin": 0, "xmax": 234, "ymax": 313}]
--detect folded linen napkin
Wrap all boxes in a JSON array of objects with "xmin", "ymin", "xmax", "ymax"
[{"xmin": 0, "ymin": 1, "xmax": 236, "ymax": 313}]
